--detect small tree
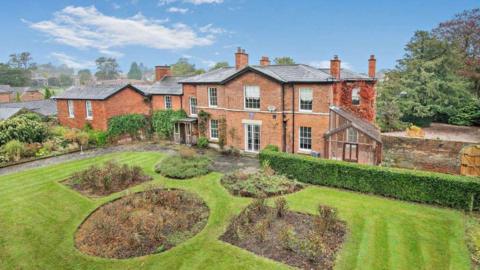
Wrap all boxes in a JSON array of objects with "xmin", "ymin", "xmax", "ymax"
[
  {"xmin": 44, "ymin": 87, "xmax": 52, "ymax": 99},
  {"xmin": 76, "ymin": 131, "xmax": 89, "ymax": 153}
]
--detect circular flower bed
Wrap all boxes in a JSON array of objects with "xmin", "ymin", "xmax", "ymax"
[
  {"xmin": 75, "ymin": 189, "xmax": 209, "ymax": 259},
  {"xmin": 155, "ymin": 148, "xmax": 212, "ymax": 179}
]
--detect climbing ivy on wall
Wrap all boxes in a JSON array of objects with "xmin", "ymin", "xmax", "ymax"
[{"xmin": 340, "ymin": 81, "xmax": 376, "ymax": 122}]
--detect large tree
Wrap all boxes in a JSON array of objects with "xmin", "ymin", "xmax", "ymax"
[
  {"xmin": 209, "ymin": 61, "xmax": 229, "ymax": 71},
  {"xmin": 171, "ymin": 58, "xmax": 197, "ymax": 76},
  {"xmin": 0, "ymin": 63, "xmax": 31, "ymax": 86},
  {"xmin": 78, "ymin": 69, "xmax": 92, "ymax": 85},
  {"xmin": 127, "ymin": 62, "xmax": 142, "ymax": 80},
  {"xmin": 274, "ymin": 57, "xmax": 295, "ymax": 65},
  {"xmin": 8, "ymin": 52, "xmax": 36, "ymax": 70},
  {"xmin": 95, "ymin": 57, "xmax": 120, "ymax": 80}
]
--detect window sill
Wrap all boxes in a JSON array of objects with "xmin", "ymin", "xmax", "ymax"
[
  {"xmin": 68, "ymin": 116, "xmax": 75, "ymax": 119},
  {"xmin": 244, "ymin": 108, "xmax": 260, "ymax": 111},
  {"xmin": 210, "ymin": 138, "xmax": 219, "ymax": 142},
  {"xmin": 298, "ymin": 149, "xmax": 312, "ymax": 154},
  {"xmin": 299, "ymin": 109, "xmax": 313, "ymax": 113},
  {"xmin": 209, "ymin": 105, "xmax": 218, "ymax": 108},
  {"xmin": 86, "ymin": 117, "xmax": 93, "ymax": 120}
]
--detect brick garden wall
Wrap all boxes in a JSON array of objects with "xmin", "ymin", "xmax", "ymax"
[{"xmin": 381, "ymin": 134, "xmax": 474, "ymax": 174}]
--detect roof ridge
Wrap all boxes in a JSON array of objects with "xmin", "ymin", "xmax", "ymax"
[{"xmin": 249, "ymin": 65, "xmax": 287, "ymax": 82}]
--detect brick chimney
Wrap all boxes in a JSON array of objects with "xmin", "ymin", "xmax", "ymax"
[
  {"xmin": 330, "ymin": 55, "xmax": 341, "ymax": 80},
  {"xmin": 368, "ymin": 55, "xmax": 376, "ymax": 78},
  {"xmin": 260, "ymin": 56, "xmax": 270, "ymax": 66},
  {"xmin": 155, "ymin": 65, "xmax": 172, "ymax": 81},
  {"xmin": 235, "ymin": 47, "xmax": 249, "ymax": 69}
]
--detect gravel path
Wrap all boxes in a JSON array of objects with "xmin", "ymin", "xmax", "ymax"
[{"xmin": 0, "ymin": 142, "xmax": 259, "ymax": 176}]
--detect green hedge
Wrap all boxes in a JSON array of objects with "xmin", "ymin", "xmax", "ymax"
[
  {"xmin": 107, "ymin": 114, "xmax": 149, "ymax": 138},
  {"xmin": 259, "ymin": 150, "xmax": 480, "ymax": 210}
]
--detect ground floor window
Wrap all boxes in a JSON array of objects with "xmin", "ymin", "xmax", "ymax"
[
  {"xmin": 210, "ymin": 119, "xmax": 219, "ymax": 139},
  {"xmin": 299, "ymin": 126, "xmax": 312, "ymax": 151},
  {"xmin": 245, "ymin": 124, "xmax": 260, "ymax": 152}
]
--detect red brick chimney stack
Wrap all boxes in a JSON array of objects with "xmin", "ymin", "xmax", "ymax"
[
  {"xmin": 368, "ymin": 55, "xmax": 376, "ymax": 78},
  {"xmin": 260, "ymin": 56, "xmax": 270, "ymax": 66},
  {"xmin": 330, "ymin": 55, "xmax": 341, "ymax": 80},
  {"xmin": 155, "ymin": 65, "xmax": 172, "ymax": 81},
  {"xmin": 235, "ymin": 47, "xmax": 249, "ymax": 70}
]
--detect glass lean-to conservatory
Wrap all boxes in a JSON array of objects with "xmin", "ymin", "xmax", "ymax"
[{"xmin": 325, "ymin": 107, "xmax": 382, "ymax": 165}]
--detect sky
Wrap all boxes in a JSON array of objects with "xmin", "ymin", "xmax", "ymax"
[{"xmin": 0, "ymin": 0, "xmax": 478, "ymax": 74}]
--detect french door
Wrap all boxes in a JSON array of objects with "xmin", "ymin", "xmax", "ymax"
[{"xmin": 245, "ymin": 124, "xmax": 260, "ymax": 152}]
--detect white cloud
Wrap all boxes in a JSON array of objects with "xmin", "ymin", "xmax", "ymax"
[
  {"xmin": 309, "ymin": 60, "xmax": 353, "ymax": 70},
  {"xmin": 167, "ymin": 7, "xmax": 189, "ymax": 13},
  {"xmin": 27, "ymin": 6, "xmax": 215, "ymax": 54},
  {"xmin": 199, "ymin": 24, "xmax": 226, "ymax": 34},
  {"xmin": 50, "ymin": 52, "xmax": 95, "ymax": 70},
  {"xmin": 158, "ymin": 0, "xmax": 222, "ymax": 5}
]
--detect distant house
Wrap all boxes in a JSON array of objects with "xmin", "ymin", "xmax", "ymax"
[
  {"xmin": 0, "ymin": 85, "xmax": 44, "ymax": 103},
  {"xmin": 0, "ymin": 99, "xmax": 57, "ymax": 120}
]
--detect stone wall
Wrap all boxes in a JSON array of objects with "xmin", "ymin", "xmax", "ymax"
[{"xmin": 382, "ymin": 134, "xmax": 475, "ymax": 174}]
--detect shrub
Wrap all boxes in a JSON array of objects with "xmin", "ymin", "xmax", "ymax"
[
  {"xmin": 63, "ymin": 129, "xmax": 78, "ymax": 142},
  {"xmin": 88, "ymin": 131, "xmax": 108, "ymax": 147},
  {"xmin": 107, "ymin": 114, "xmax": 149, "ymax": 139},
  {"xmin": 3, "ymin": 140, "xmax": 25, "ymax": 162},
  {"xmin": 274, "ymin": 197, "xmax": 288, "ymax": 218},
  {"xmin": 197, "ymin": 136, "xmax": 209, "ymax": 148},
  {"xmin": 69, "ymin": 160, "xmax": 153, "ymax": 196},
  {"xmin": 264, "ymin": 144, "xmax": 279, "ymax": 152},
  {"xmin": 155, "ymin": 154, "xmax": 212, "ymax": 179},
  {"xmin": 0, "ymin": 117, "xmax": 49, "ymax": 146},
  {"xmin": 315, "ymin": 205, "xmax": 338, "ymax": 236},
  {"xmin": 50, "ymin": 126, "xmax": 68, "ymax": 137},
  {"xmin": 259, "ymin": 149, "xmax": 480, "ymax": 210},
  {"xmin": 15, "ymin": 113, "xmax": 42, "ymax": 122},
  {"xmin": 151, "ymin": 109, "xmax": 187, "ymax": 138}
]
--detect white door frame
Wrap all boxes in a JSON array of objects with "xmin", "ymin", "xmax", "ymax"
[{"xmin": 244, "ymin": 123, "xmax": 261, "ymax": 153}]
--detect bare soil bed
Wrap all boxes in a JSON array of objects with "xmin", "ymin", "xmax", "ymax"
[
  {"xmin": 221, "ymin": 199, "xmax": 346, "ymax": 270},
  {"xmin": 75, "ymin": 188, "xmax": 209, "ymax": 259},
  {"xmin": 64, "ymin": 160, "xmax": 152, "ymax": 197}
]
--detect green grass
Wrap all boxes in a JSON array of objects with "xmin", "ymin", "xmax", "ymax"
[{"xmin": 0, "ymin": 152, "xmax": 472, "ymax": 270}]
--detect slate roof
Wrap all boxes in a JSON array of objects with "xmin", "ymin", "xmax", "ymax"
[
  {"xmin": 54, "ymin": 84, "xmax": 145, "ymax": 100},
  {"xmin": 180, "ymin": 65, "xmax": 336, "ymax": 84},
  {"xmin": 326, "ymin": 106, "xmax": 381, "ymax": 142},
  {"xmin": 134, "ymin": 76, "xmax": 185, "ymax": 95},
  {"xmin": 318, "ymin": 68, "xmax": 373, "ymax": 81},
  {"xmin": 0, "ymin": 107, "xmax": 24, "ymax": 120},
  {"xmin": 0, "ymin": 85, "xmax": 13, "ymax": 93},
  {"xmin": 0, "ymin": 99, "xmax": 57, "ymax": 118}
]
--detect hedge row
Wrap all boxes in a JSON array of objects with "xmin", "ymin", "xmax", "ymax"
[{"xmin": 259, "ymin": 150, "xmax": 480, "ymax": 210}]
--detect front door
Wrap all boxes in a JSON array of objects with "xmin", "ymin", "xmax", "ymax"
[{"xmin": 245, "ymin": 124, "xmax": 260, "ymax": 152}]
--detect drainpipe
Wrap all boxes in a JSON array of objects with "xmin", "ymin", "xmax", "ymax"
[
  {"xmin": 281, "ymin": 83, "xmax": 286, "ymax": 152},
  {"xmin": 291, "ymin": 83, "xmax": 295, "ymax": 153}
]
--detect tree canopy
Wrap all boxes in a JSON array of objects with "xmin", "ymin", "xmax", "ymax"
[
  {"xmin": 127, "ymin": 62, "xmax": 143, "ymax": 80},
  {"xmin": 171, "ymin": 58, "xmax": 205, "ymax": 76},
  {"xmin": 95, "ymin": 57, "xmax": 120, "ymax": 80},
  {"xmin": 209, "ymin": 61, "xmax": 229, "ymax": 71},
  {"xmin": 78, "ymin": 69, "xmax": 92, "ymax": 85},
  {"xmin": 274, "ymin": 57, "xmax": 295, "ymax": 65}
]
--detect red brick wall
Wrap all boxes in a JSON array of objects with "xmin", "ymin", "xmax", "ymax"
[
  {"xmin": 21, "ymin": 91, "xmax": 44, "ymax": 102},
  {"xmin": 151, "ymin": 95, "xmax": 182, "ymax": 111},
  {"xmin": 0, "ymin": 93, "xmax": 11, "ymax": 103},
  {"xmin": 57, "ymin": 87, "xmax": 149, "ymax": 131},
  {"xmin": 182, "ymin": 84, "xmax": 197, "ymax": 116}
]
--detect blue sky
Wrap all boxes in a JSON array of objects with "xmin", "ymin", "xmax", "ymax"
[{"xmin": 0, "ymin": 0, "xmax": 478, "ymax": 73}]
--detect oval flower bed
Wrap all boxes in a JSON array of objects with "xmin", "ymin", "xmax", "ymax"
[
  {"xmin": 221, "ymin": 168, "xmax": 304, "ymax": 198},
  {"xmin": 221, "ymin": 198, "xmax": 346, "ymax": 270},
  {"xmin": 75, "ymin": 188, "xmax": 209, "ymax": 259},
  {"xmin": 64, "ymin": 160, "xmax": 153, "ymax": 197},
  {"xmin": 155, "ymin": 148, "xmax": 212, "ymax": 179}
]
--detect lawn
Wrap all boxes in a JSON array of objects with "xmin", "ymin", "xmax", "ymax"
[{"xmin": 0, "ymin": 151, "xmax": 472, "ymax": 270}]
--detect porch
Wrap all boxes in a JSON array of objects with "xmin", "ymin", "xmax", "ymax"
[{"xmin": 173, "ymin": 118, "xmax": 198, "ymax": 145}]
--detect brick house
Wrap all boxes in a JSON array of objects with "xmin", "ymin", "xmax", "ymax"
[
  {"xmin": 55, "ymin": 68, "xmax": 186, "ymax": 130},
  {"xmin": 54, "ymin": 48, "xmax": 381, "ymax": 165},
  {"xmin": 0, "ymin": 85, "xmax": 44, "ymax": 103}
]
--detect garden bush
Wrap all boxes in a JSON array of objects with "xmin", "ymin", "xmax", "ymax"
[
  {"xmin": 88, "ymin": 130, "xmax": 108, "ymax": 147},
  {"xmin": 151, "ymin": 109, "xmax": 187, "ymax": 138},
  {"xmin": 3, "ymin": 140, "xmax": 25, "ymax": 162},
  {"xmin": 260, "ymin": 149, "xmax": 480, "ymax": 210},
  {"xmin": 107, "ymin": 114, "xmax": 149, "ymax": 139},
  {"xmin": 197, "ymin": 136, "xmax": 209, "ymax": 148},
  {"xmin": 0, "ymin": 116, "xmax": 48, "ymax": 146},
  {"xmin": 155, "ymin": 152, "xmax": 212, "ymax": 179}
]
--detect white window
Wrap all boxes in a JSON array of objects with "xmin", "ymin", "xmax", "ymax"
[
  {"xmin": 85, "ymin": 100, "xmax": 93, "ymax": 119},
  {"xmin": 164, "ymin": 95, "xmax": 172, "ymax": 109},
  {"xmin": 208, "ymin": 87, "xmax": 218, "ymax": 107},
  {"xmin": 244, "ymin": 85, "xmax": 260, "ymax": 110},
  {"xmin": 67, "ymin": 100, "xmax": 74, "ymax": 118},
  {"xmin": 210, "ymin": 119, "xmax": 219, "ymax": 139},
  {"xmin": 189, "ymin": 97, "xmax": 197, "ymax": 116},
  {"xmin": 347, "ymin": 127, "xmax": 358, "ymax": 142},
  {"xmin": 299, "ymin": 126, "xmax": 312, "ymax": 151},
  {"xmin": 352, "ymin": 87, "xmax": 360, "ymax": 105},
  {"xmin": 299, "ymin": 88, "xmax": 313, "ymax": 111}
]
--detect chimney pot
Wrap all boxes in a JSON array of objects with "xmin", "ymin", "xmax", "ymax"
[
  {"xmin": 260, "ymin": 56, "xmax": 270, "ymax": 66},
  {"xmin": 235, "ymin": 47, "xmax": 249, "ymax": 69}
]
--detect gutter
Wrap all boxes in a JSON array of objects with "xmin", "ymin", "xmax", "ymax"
[
  {"xmin": 281, "ymin": 83, "xmax": 286, "ymax": 152},
  {"xmin": 291, "ymin": 83, "xmax": 295, "ymax": 153}
]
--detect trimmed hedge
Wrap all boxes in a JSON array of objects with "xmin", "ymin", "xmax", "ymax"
[{"xmin": 259, "ymin": 150, "xmax": 480, "ymax": 210}]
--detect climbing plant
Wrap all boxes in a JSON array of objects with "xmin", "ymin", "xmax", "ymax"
[
  {"xmin": 197, "ymin": 110, "xmax": 210, "ymax": 137},
  {"xmin": 340, "ymin": 81, "xmax": 376, "ymax": 122},
  {"xmin": 218, "ymin": 117, "xmax": 227, "ymax": 149},
  {"xmin": 151, "ymin": 109, "xmax": 187, "ymax": 138}
]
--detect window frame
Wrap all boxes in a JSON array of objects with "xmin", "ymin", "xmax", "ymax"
[
  {"xmin": 244, "ymin": 85, "xmax": 261, "ymax": 110},
  {"xmin": 189, "ymin": 96, "xmax": 197, "ymax": 116},
  {"xmin": 210, "ymin": 119, "xmax": 219, "ymax": 140},
  {"xmin": 164, "ymin": 95, "xmax": 172, "ymax": 109},
  {"xmin": 299, "ymin": 88, "xmax": 313, "ymax": 112},
  {"xmin": 67, "ymin": 100, "xmax": 75, "ymax": 118},
  {"xmin": 299, "ymin": 126, "xmax": 312, "ymax": 151},
  {"xmin": 208, "ymin": 87, "xmax": 218, "ymax": 107},
  {"xmin": 85, "ymin": 100, "xmax": 93, "ymax": 120},
  {"xmin": 351, "ymin": 87, "xmax": 360, "ymax": 106},
  {"xmin": 346, "ymin": 127, "xmax": 358, "ymax": 143}
]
